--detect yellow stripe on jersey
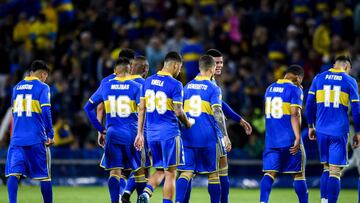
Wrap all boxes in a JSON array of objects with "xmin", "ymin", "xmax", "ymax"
[
  {"xmin": 308, "ymin": 91, "xmax": 315, "ymax": 95},
  {"xmin": 183, "ymin": 53, "xmax": 201, "ymax": 61},
  {"xmin": 103, "ymin": 100, "xmax": 138, "ymax": 114},
  {"xmin": 264, "ymin": 101, "xmax": 292, "ymax": 115},
  {"xmin": 13, "ymin": 99, "xmax": 42, "ymax": 114},
  {"xmin": 316, "ymin": 90, "xmax": 349, "ymax": 107},
  {"xmin": 184, "ymin": 99, "xmax": 214, "ymax": 115}
]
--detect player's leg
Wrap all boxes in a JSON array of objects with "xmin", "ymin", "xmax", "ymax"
[
  {"xmin": 208, "ymin": 172, "xmax": 221, "ymax": 203},
  {"xmin": 163, "ymin": 166, "xmax": 177, "ymax": 202},
  {"xmin": 176, "ymin": 172, "xmax": 193, "ymax": 203},
  {"xmin": 108, "ymin": 169, "xmax": 122, "ymax": 203},
  {"xmin": 260, "ymin": 148, "xmax": 280, "ymax": 203},
  {"xmin": 292, "ymin": 173, "xmax": 308, "ymax": 203},
  {"xmin": 5, "ymin": 145, "xmax": 25, "ymax": 203},
  {"xmin": 134, "ymin": 168, "xmax": 147, "ymax": 196},
  {"xmin": 317, "ymin": 133, "xmax": 330, "ymax": 203},
  {"xmin": 183, "ymin": 177, "xmax": 193, "ymax": 203},
  {"xmin": 122, "ymin": 172, "xmax": 134, "ymax": 202},
  {"xmin": 327, "ymin": 135, "xmax": 348, "ymax": 203},
  {"xmin": 218, "ymin": 137, "xmax": 229, "ymax": 203},
  {"xmin": 40, "ymin": 178, "xmax": 53, "ymax": 203}
]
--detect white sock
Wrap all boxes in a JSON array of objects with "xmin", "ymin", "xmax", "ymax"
[{"xmin": 321, "ymin": 198, "xmax": 328, "ymax": 203}]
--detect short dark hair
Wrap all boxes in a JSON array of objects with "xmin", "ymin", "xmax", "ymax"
[
  {"xmin": 135, "ymin": 55, "xmax": 147, "ymax": 61},
  {"xmin": 285, "ymin": 65, "xmax": 304, "ymax": 77},
  {"xmin": 164, "ymin": 51, "xmax": 182, "ymax": 63},
  {"xmin": 206, "ymin": 49, "xmax": 222, "ymax": 57},
  {"xmin": 29, "ymin": 60, "xmax": 50, "ymax": 73},
  {"xmin": 118, "ymin": 48, "xmax": 135, "ymax": 60},
  {"xmin": 199, "ymin": 55, "xmax": 215, "ymax": 71},
  {"xmin": 335, "ymin": 55, "xmax": 352, "ymax": 66},
  {"xmin": 115, "ymin": 57, "xmax": 130, "ymax": 67}
]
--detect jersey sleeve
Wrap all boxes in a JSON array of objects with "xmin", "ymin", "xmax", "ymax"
[
  {"xmin": 135, "ymin": 84, "xmax": 141, "ymax": 105},
  {"xmin": 349, "ymin": 78, "xmax": 360, "ymax": 102},
  {"xmin": 39, "ymin": 85, "xmax": 51, "ymax": 107},
  {"xmin": 172, "ymin": 81, "xmax": 183, "ymax": 104},
  {"xmin": 290, "ymin": 86, "xmax": 303, "ymax": 108},
  {"xmin": 210, "ymin": 86, "xmax": 222, "ymax": 108},
  {"xmin": 308, "ymin": 76, "xmax": 317, "ymax": 96},
  {"xmin": 349, "ymin": 77, "xmax": 360, "ymax": 132},
  {"xmin": 89, "ymin": 85, "xmax": 104, "ymax": 105},
  {"xmin": 140, "ymin": 82, "xmax": 146, "ymax": 100}
]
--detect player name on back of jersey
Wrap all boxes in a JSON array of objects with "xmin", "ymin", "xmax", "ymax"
[
  {"xmin": 110, "ymin": 84, "xmax": 129, "ymax": 90},
  {"xmin": 187, "ymin": 84, "xmax": 208, "ymax": 90},
  {"xmin": 151, "ymin": 79, "xmax": 164, "ymax": 86},
  {"xmin": 16, "ymin": 84, "xmax": 33, "ymax": 90},
  {"xmin": 269, "ymin": 87, "xmax": 284, "ymax": 93},
  {"xmin": 325, "ymin": 74, "xmax": 342, "ymax": 80}
]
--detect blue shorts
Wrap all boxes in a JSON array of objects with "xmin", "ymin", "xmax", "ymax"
[
  {"xmin": 218, "ymin": 137, "xmax": 227, "ymax": 157},
  {"xmin": 100, "ymin": 141, "xmax": 142, "ymax": 171},
  {"xmin": 263, "ymin": 145, "xmax": 306, "ymax": 173},
  {"xmin": 178, "ymin": 145, "xmax": 220, "ymax": 174},
  {"xmin": 317, "ymin": 133, "xmax": 348, "ymax": 167},
  {"xmin": 143, "ymin": 137, "xmax": 151, "ymax": 168},
  {"xmin": 6, "ymin": 143, "xmax": 51, "ymax": 180},
  {"xmin": 147, "ymin": 136, "xmax": 184, "ymax": 170}
]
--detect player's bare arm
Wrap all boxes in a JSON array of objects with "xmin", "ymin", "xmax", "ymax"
[
  {"xmin": 290, "ymin": 106, "xmax": 301, "ymax": 155},
  {"xmin": 213, "ymin": 105, "xmax": 231, "ymax": 152},
  {"xmin": 134, "ymin": 99, "xmax": 146, "ymax": 150},
  {"xmin": 174, "ymin": 103, "xmax": 193, "ymax": 128}
]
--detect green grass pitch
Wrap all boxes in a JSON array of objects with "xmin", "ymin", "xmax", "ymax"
[{"xmin": 0, "ymin": 186, "xmax": 357, "ymax": 202}]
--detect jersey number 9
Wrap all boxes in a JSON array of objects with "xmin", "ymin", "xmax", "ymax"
[
  {"xmin": 14, "ymin": 94, "xmax": 32, "ymax": 117},
  {"xmin": 145, "ymin": 90, "xmax": 167, "ymax": 114},
  {"xmin": 188, "ymin": 95, "xmax": 202, "ymax": 117},
  {"xmin": 108, "ymin": 95, "xmax": 131, "ymax": 118},
  {"xmin": 265, "ymin": 97, "xmax": 283, "ymax": 119}
]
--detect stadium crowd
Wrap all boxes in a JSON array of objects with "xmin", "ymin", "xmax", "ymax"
[{"xmin": 0, "ymin": 0, "xmax": 360, "ymax": 159}]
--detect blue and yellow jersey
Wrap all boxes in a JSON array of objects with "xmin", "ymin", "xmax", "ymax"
[
  {"xmin": 181, "ymin": 41, "xmax": 204, "ymax": 82},
  {"xmin": 100, "ymin": 73, "xmax": 116, "ymax": 84},
  {"xmin": 182, "ymin": 76, "xmax": 222, "ymax": 147},
  {"xmin": 129, "ymin": 75, "xmax": 145, "ymax": 86},
  {"xmin": 11, "ymin": 77, "xmax": 51, "ymax": 146},
  {"xmin": 265, "ymin": 79, "xmax": 303, "ymax": 148},
  {"xmin": 307, "ymin": 68, "xmax": 360, "ymax": 135},
  {"xmin": 141, "ymin": 71, "xmax": 183, "ymax": 141},
  {"xmin": 88, "ymin": 77, "xmax": 141, "ymax": 145}
]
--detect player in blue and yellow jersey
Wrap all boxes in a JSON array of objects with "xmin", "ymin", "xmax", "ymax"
[
  {"xmin": 135, "ymin": 52, "xmax": 194, "ymax": 203},
  {"xmin": 84, "ymin": 58, "xmax": 146, "ymax": 203},
  {"xmin": 6, "ymin": 60, "xmax": 54, "ymax": 203},
  {"xmin": 260, "ymin": 65, "xmax": 308, "ymax": 203},
  {"xmin": 122, "ymin": 56, "xmax": 150, "ymax": 203},
  {"xmin": 176, "ymin": 55, "xmax": 228, "ymax": 203},
  {"xmin": 306, "ymin": 56, "xmax": 360, "ymax": 203}
]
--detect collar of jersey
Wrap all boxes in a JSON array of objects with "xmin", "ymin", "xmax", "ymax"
[
  {"xmin": 114, "ymin": 76, "xmax": 130, "ymax": 82},
  {"xmin": 157, "ymin": 71, "xmax": 173, "ymax": 77},
  {"xmin": 277, "ymin": 79, "xmax": 293, "ymax": 84},
  {"xmin": 24, "ymin": 76, "xmax": 40, "ymax": 81},
  {"xmin": 195, "ymin": 76, "xmax": 211, "ymax": 81},
  {"xmin": 128, "ymin": 75, "xmax": 142, "ymax": 79},
  {"xmin": 329, "ymin": 68, "xmax": 345, "ymax": 73}
]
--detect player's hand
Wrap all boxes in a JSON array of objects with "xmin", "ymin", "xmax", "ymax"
[
  {"xmin": 289, "ymin": 139, "xmax": 300, "ymax": 155},
  {"xmin": 134, "ymin": 134, "xmax": 144, "ymax": 151},
  {"xmin": 308, "ymin": 128, "xmax": 316, "ymax": 140},
  {"xmin": 223, "ymin": 136, "xmax": 232, "ymax": 152},
  {"xmin": 353, "ymin": 133, "xmax": 360, "ymax": 149},
  {"xmin": 240, "ymin": 118, "xmax": 252, "ymax": 135},
  {"xmin": 186, "ymin": 118, "xmax": 195, "ymax": 128},
  {"xmin": 98, "ymin": 131, "xmax": 106, "ymax": 148},
  {"xmin": 45, "ymin": 138, "xmax": 55, "ymax": 147}
]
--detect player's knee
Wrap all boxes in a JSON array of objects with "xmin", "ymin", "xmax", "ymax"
[
  {"xmin": 219, "ymin": 156, "xmax": 228, "ymax": 169},
  {"xmin": 219, "ymin": 167, "xmax": 228, "ymax": 177},
  {"xmin": 179, "ymin": 172, "xmax": 193, "ymax": 181},
  {"xmin": 40, "ymin": 178, "xmax": 51, "ymax": 182},
  {"xmin": 329, "ymin": 165, "xmax": 342, "ymax": 179},
  {"xmin": 323, "ymin": 163, "xmax": 329, "ymax": 171},
  {"xmin": 134, "ymin": 168, "xmax": 145, "ymax": 176},
  {"xmin": 293, "ymin": 173, "xmax": 305, "ymax": 180},
  {"xmin": 110, "ymin": 169, "xmax": 122, "ymax": 178},
  {"xmin": 164, "ymin": 167, "xmax": 176, "ymax": 178},
  {"xmin": 9, "ymin": 175, "xmax": 21, "ymax": 180},
  {"xmin": 264, "ymin": 172, "xmax": 277, "ymax": 180},
  {"xmin": 208, "ymin": 172, "xmax": 219, "ymax": 179}
]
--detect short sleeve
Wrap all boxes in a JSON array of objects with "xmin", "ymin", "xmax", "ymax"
[
  {"xmin": 210, "ymin": 86, "xmax": 222, "ymax": 108},
  {"xmin": 308, "ymin": 76, "xmax": 317, "ymax": 96},
  {"xmin": 290, "ymin": 86, "xmax": 303, "ymax": 108},
  {"xmin": 89, "ymin": 85, "xmax": 104, "ymax": 106},
  {"xmin": 39, "ymin": 85, "xmax": 51, "ymax": 107},
  {"xmin": 172, "ymin": 81, "xmax": 183, "ymax": 104},
  {"xmin": 349, "ymin": 78, "xmax": 360, "ymax": 102}
]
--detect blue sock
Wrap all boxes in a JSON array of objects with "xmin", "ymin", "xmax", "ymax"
[
  {"xmin": 260, "ymin": 174, "xmax": 274, "ymax": 203},
  {"xmin": 108, "ymin": 175, "xmax": 120, "ymax": 203},
  {"xmin": 163, "ymin": 199, "xmax": 172, "ymax": 203},
  {"xmin": 219, "ymin": 170, "xmax": 229, "ymax": 203},
  {"xmin": 184, "ymin": 179, "xmax": 192, "ymax": 203},
  {"xmin": 175, "ymin": 175, "xmax": 190, "ymax": 203},
  {"xmin": 124, "ymin": 173, "xmax": 136, "ymax": 195},
  {"xmin": 143, "ymin": 184, "xmax": 154, "ymax": 197},
  {"xmin": 40, "ymin": 180, "xmax": 53, "ymax": 203},
  {"xmin": 7, "ymin": 176, "xmax": 19, "ymax": 203},
  {"xmin": 327, "ymin": 176, "xmax": 340, "ymax": 203},
  {"xmin": 293, "ymin": 179, "xmax": 308, "ymax": 203},
  {"xmin": 119, "ymin": 176, "xmax": 127, "ymax": 196},
  {"xmin": 135, "ymin": 174, "xmax": 147, "ymax": 195},
  {"xmin": 320, "ymin": 170, "xmax": 329, "ymax": 200},
  {"xmin": 358, "ymin": 179, "xmax": 360, "ymax": 203},
  {"xmin": 208, "ymin": 177, "xmax": 221, "ymax": 203}
]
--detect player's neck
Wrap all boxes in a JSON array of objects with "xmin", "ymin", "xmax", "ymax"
[
  {"xmin": 116, "ymin": 72, "xmax": 127, "ymax": 78},
  {"xmin": 199, "ymin": 72, "xmax": 212, "ymax": 78},
  {"xmin": 160, "ymin": 68, "xmax": 174, "ymax": 77}
]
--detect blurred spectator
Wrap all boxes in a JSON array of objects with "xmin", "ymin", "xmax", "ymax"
[
  {"xmin": 146, "ymin": 36, "xmax": 166, "ymax": 74},
  {"xmin": 54, "ymin": 116, "xmax": 74, "ymax": 148}
]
